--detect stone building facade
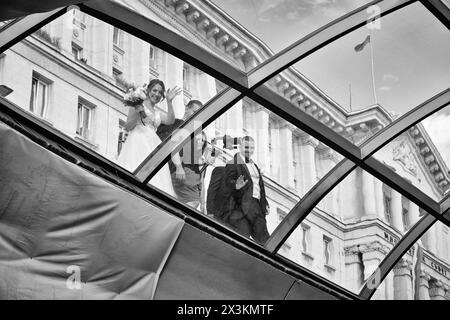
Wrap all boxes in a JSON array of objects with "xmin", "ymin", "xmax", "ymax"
[{"xmin": 0, "ymin": 0, "xmax": 448, "ymax": 299}]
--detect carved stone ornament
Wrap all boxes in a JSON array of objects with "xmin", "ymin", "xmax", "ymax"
[
  {"xmin": 73, "ymin": 29, "xmax": 79, "ymax": 38},
  {"xmin": 113, "ymin": 54, "xmax": 119, "ymax": 63},
  {"xmin": 393, "ymin": 140, "xmax": 420, "ymax": 181}
]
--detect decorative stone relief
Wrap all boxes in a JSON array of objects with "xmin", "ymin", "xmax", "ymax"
[{"xmin": 392, "ymin": 140, "xmax": 421, "ymax": 182}]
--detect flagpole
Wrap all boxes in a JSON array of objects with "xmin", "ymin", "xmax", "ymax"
[
  {"xmin": 349, "ymin": 83, "xmax": 352, "ymax": 111},
  {"xmin": 368, "ymin": 30, "xmax": 378, "ymax": 105}
]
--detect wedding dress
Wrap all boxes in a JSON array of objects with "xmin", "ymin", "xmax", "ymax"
[{"xmin": 117, "ymin": 106, "xmax": 176, "ymax": 197}]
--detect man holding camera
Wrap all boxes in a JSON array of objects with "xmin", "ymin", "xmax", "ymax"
[{"xmin": 216, "ymin": 136, "xmax": 270, "ymax": 245}]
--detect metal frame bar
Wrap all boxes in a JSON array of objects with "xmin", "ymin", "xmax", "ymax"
[
  {"xmin": 252, "ymin": 85, "xmax": 444, "ymax": 216},
  {"xmin": 360, "ymin": 89, "xmax": 450, "ymax": 159},
  {"xmin": 134, "ymin": 88, "xmax": 243, "ymax": 182},
  {"xmin": 0, "ymin": 0, "xmax": 448, "ymax": 301},
  {"xmin": 251, "ymin": 86, "xmax": 362, "ymax": 161},
  {"xmin": 80, "ymin": 0, "xmax": 248, "ymax": 91},
  {"xmin": 0, "ymin": 7, "xmax": 67, "ymax": 53},
  {"xmin": 0, "ymin": 96, "xmax": 360, "ymax": 301},
  {"xmin": 359, "ymin": 214, "xmax": 436, "ymax": 299},
  {"xmin": 441, "ymin": 197, "xmax": 450, "ymax": 215},
  {"xmin": 419, "ymin": 0, "xmax": 450, "ymax": 29},
  {"xmin": 246, "ymin": 0, "xmax": 414, "ymax": 89},
  {"xmin": 265, "ymin": 159, "xmax": 356, "ymax": 252}
]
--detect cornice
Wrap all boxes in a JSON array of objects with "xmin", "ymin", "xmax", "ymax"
[{"xmin": 408, "ymin": 122, "xmax": 450, "ymax": 195}]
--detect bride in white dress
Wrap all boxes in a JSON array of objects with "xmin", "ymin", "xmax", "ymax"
[{"xmin": 117, "ymin": 79, "xmax": 182, "ymax": 196}]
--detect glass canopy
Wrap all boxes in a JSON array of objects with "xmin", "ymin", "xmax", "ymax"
[
  {"xmin": 0, "ymin": 0, "xmax": 448, "ymax": 300},
  {"xmin": 264, "ymin": 1, "xmax": 450, "ymax": 146},
  {"xmin": 210, "ymin": 0, "xmax": 372, "ymax": 59},
  {"xmin": 372, "ymin": 220, "xmax": 450, "ymax": 300}
]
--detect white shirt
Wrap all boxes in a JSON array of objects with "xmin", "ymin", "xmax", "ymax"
[{"xmin": 245, "ymin": 160, "xmax": 261, "ymax": 200}]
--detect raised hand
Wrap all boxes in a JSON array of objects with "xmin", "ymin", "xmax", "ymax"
[
  {"xmin": 166, "ymin": 86, "xmax": 182, "ymax": 102},
  {"xmin": 235, "ymin": 175, "xmax": 248, "ymax": 190}
]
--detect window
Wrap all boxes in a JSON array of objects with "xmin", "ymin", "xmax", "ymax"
[
  {"xmin": 323, "ymin": 236, "xmax": 333, "ymax": 266},
  {"xmin": 30, "ymin": 73, "xmax": 50, "ymax": 118},
  {"xmin": 301, "ymin": 224, "xmax": 311, "ymax": 253},
  {"xmin": 384, "ymin": 195, "xmax": 392, "ymax": 224},
  {"xmin": 76, "ymin": 98, "xmax": 95, "ymax": 140},
  {"xmin": 118, "ymin": 119, "xmax": 127, "ymax": 155},
  {"xmin": 113, "ymin": 27, "xmax": 123, "ymax": 48}
]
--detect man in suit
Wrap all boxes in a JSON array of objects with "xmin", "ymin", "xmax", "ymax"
[{"xmin": 217, "ymin": 136, "xmax": 270, "ymax": 245}]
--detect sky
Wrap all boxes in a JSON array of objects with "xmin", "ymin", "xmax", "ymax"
[{"xmin": 212, "ymin": 0, "xmax": 450, "ymax": 167}]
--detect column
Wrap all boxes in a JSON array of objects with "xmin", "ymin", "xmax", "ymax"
[
  {"xmin": 192, "ymin": 70, "xmax": 217, "ymax": 139},
  {"xmin": 279, "ymin": 124, "xmax": 294, "ymax": 189},
  {"xmin": 51, "ymin": 11, "xmax": 73, "ymax": 54},
  {"xmin": 362, "ymin": 171, "xmax": 377, "ymax": 217},
  {"xmin": 129, "ymin": 37, "xmax": 149, "ymax": 86},
  {"xmin": 393, "ymin": 258, "xmax": 413, "ymax": 300},
  {"xmin": 299, "ymin": 132, "xmax": 319, "ymax": 192},
  {"xmin": 385, "ymin": 271, "xmax": 394, "ymax": 300},
  {"xmin": 254, "ymin": 107, "xmax": 269, "ymax": 173},
  {"xmin": 161, "ymin": 53, "xmax": 184, "ymax": 119},
  {"xmin": 344, "ymin": 252, "xmax": 364, "ymax": 292},
  {"xmin": 91, "ymin": 20, "xmax": 111, "ymax": 75},
  {"xmin": 408, "ymin": 201, "xmax": 421, "ymax": 228},
  {"xmin": 317, "ymin": 146, "xmax": 339, "ymax": 215},
  {"xmin": 417, "ymin": 271, "xmax": 431, "ymax": 300},
  {"xmin": 444, "ymin": 285, "xmax": 450, "ymax": 301},
  {"xmin": 390, "ymin": 190, "xmax": 404, "ymax": 233},
  {"xmin": 374, "ymin": 180, "xmax": 385, "ymax": 220},
  {"xmin": 426, "ymin": 224, "xmax": 438, "ymax": 255},
  {"xmin": 226, "ymin": 101, "xmax": 243, "ymax": 138},
  {"xmin": 429, "ymin": 280, "xmax": 446, "ymax": 300},
  {"xmin": 341, "ymin": 170, "xmax": 359, "ymax": 220},
  {"xmin": 362, "ymin": 250, "xmax": 385, "ymax": 300}
]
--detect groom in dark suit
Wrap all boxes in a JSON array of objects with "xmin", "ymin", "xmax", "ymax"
[{"xmin": 217, "ymin": 136, "xmax": 270, "ymax": 245}]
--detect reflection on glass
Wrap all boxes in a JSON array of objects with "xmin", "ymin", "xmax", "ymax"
[
  {"xmin": 0, "ymin": 8, "xmax": 222, "ymax": 172},
  {"xmin": 210, "ymin": 0, "xmax": 371, "ymax": 55},
  {"xmin": 373, "ymin": 104, "xmax": 450, "ymax": 202},
  {"xmin": 277, "ymin": 169, "xmax": 428, "ymax": 294},
  {"xmin": 150, "ymin": 98, "xmax": 342, "ymax": 245},
  {"xmin": 0, "ymin": 19, "xmax": 16, "ymax": 31},
  {"xmin": 373, "ymin": 221, "xmax": 450, "ymax": 300},
  {"xmin": 265, "ymin": 2, "xmax": 450, "ymax": 145}
]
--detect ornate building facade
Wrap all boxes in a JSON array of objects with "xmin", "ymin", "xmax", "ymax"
[{"xmin": 0, "ymin": 0, "xmax": 449, "ymax": 299}]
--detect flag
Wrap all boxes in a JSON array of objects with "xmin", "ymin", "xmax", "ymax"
[{"xmin": 354, "ymin": 35, "xmax": 370, "ymax": 52}]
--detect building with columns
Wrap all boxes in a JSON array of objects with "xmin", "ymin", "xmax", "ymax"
[{"xmin": 0, "ymin": 0, "xmax": 449, "ymax": 299}]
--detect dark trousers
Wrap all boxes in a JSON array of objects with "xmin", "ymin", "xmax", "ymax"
[{"xmin": 226, "ymin": 197, "xmax": 270, "ymax": 245}]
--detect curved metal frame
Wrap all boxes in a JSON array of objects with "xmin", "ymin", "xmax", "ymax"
[
  {"xmin": 0, "ymin": 0, "xmax": 449, "ymax": 301},
  {"xmin": 359, "ymin": 214, "xmax": 436, "ymax": 299},
  {"xmin": 265, "ymin": 159, "xmax": 356, "ymax": 252},
  {"xmin": 0, "ymin": 7, "xmax": 66, "ymax": 53},
  {"xmin": 134, "ymin": 88, "xmax": 243, "ymax": 182},
  {"xmin": 247, "ymin": 0, "xmax": 414, "ymax": 88},
  {"xmin": 360, "ymin": 89, "xmax": 450, "ymax": 159},
  {"xmin": 81, "ymin": 0, "xmax": 249, "ymax": 91}
]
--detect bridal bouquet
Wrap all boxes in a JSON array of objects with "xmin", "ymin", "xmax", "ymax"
[{"xmin": 123, "ymin": 86, "xmax": 147, "ymax": 119}]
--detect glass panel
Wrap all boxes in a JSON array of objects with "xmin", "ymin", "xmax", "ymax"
[
  {"xmin": 210, "ymin": 0, "xmax": 371, "ymax": 57},
  {"xmin": 277, "ymin": 168, "xmax": 430, "ymax": 294},
  {"xmin": 150, "ymin": 98, "xmax": 343, "ymax": 245},
  {"xmin": 373, "ymin": 220, "xmax": 450, "ymax": 300},
  {"xmin": 0, "ymin": 8, "xmax": 225, "ymax": 172},
  {"xmin": 264, "ymin": 2, "xmax": 450, "ymax": 146},
  {"xmin": 373, "ymin": 104, "xmax": 450, "ymax": 202},
  {"xmin": 109, "ymin": 0, "xmax": 254, "ymax": 71}
]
